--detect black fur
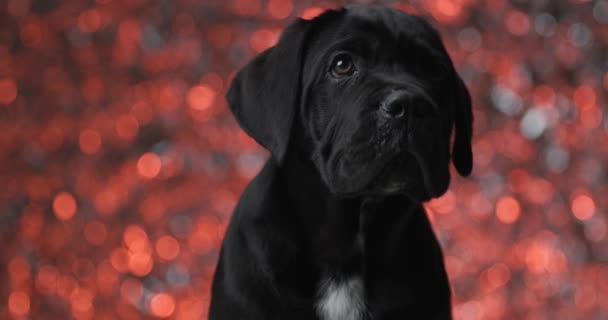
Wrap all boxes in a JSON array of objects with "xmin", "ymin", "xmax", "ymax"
[{"xmin": 210, "ymin": 6, "xmax": 473, "ymax": 320}]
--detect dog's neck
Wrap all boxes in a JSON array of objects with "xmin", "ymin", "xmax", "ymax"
[
  {"xmin": 279, "ymin": 144, "xmax": 365, "ymax": 219},
  {"xmin": 275, "ymin": 145, "xmax": 418, "ymax": 275}
]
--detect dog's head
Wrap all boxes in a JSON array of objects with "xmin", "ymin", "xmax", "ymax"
[{"xmin": 227, "ymin": 6, "xmax": 473, "ymax": 201}]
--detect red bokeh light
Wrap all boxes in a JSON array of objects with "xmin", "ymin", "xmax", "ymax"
[
  {"xmin": 300, "ymin": 6, "xmax": 325, "ymax": 20},
  {"xmin": 53, "ymin": 192, "xmax": 77, "ymax": 221},
  {"xmin": 0, "ymin": 78, "xmax": 18, "ymax": 105},
  {"xmin": 79, "ymin": 128, "xmax": 103, "ymax": 154},
  {"xmin": 187, "ymin": 85, "xmax": 216, "ymax": 111},
  {"xmin": 156, "ymin": 235, "xmax": 181, "ymax": 261},
  {"xmin": 572, "ymin": 195, "xmax": 596, "ymax": 221},
  {"xmin": 267, "ymin": 0, "xmax": 294, "ymax": 20},
  {"xmin": 8, "ymin": 291, "xmax": 30, "ymax": 317},
  {"xmin": 249, "ymin": 28, "xmax": 281, "ymax": 53},
  {"xmin": 137, "ymin": 152, "xmax": 162, "ymax": 179},
  {"xmin": 150, "ymin": 293, "xmax": 177, "ymax": 318},
  {"xmin": 495, "ymin": 196, "xmax": 521, "ymax": 224}
]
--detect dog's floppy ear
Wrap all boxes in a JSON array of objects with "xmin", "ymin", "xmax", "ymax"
[
  {"xmin": 226, "ymin": 19, "xmax": 310, "ymax": 164},
  {"xmin": 409, "ymin": 14, "xmax": 473, "ymax": 177},
  {"xmin": 451, "ymin": 75, "xmax": 473, "ymax": 177}
]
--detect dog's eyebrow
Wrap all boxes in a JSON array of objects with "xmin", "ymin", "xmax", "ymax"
[
  {"xmin": 325, "ymin": 37, "xmax": 377, "ymax": 54},
  {"xmin": 411, "ymin": 36, "xmax": 446, "ymax": 59}
]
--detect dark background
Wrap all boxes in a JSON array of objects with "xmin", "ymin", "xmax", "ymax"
[{"xmin": 1, "ymin": 0, "xmax": 607, "ymax": 319}]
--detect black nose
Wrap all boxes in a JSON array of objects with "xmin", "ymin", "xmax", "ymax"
[{"xmin": 380, "ymin": 89, "xmax": 409, "ymax": 119}]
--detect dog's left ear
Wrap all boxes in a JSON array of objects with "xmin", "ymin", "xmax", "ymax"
[
  {"xmin": 226, "ymin": 19, "xmax": 310, "ymax": 164},
  {"xmin": 410, "ymin": 15, "xmax": 473, "ymax": 177},
  {"xmin": 451, "ymin": 75, "xmax": 473, "ymax": 177}
]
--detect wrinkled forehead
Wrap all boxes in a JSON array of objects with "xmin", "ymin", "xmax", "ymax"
[{"xmin": 305, "ymin": 7, "xmax": 445, "ymax": 65}]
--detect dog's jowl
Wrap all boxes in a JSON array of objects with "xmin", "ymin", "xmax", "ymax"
[{"xmin": 209, "ymin": 6, "xmax": 473, "ymax": 320}]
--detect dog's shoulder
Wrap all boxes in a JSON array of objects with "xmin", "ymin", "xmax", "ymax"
[
  {"xmin": 233, "ymin": 159, "xmax": 284, "ymax": 217},
  {"xmin": 225, "ymin": 158, "xmax": 299, "ymax": 247}
]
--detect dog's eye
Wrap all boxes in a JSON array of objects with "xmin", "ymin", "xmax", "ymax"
[{"xmin": 329, "ymin": 54, "xmax": 356, "ymax": 78}]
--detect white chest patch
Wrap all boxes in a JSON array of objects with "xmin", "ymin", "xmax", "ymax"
[{"xmin": 316, "ymin": 276, "xmax": 366, "ymax": 320}]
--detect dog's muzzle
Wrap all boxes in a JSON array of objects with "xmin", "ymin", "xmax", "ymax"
[{"xmin": 379, "ymin": 88, "xmax": 438, "ymax": 121}]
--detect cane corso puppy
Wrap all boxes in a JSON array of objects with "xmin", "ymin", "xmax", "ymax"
[{"xmin": 210, "ymin": 6, "xmax": 473, "ymax": 320}]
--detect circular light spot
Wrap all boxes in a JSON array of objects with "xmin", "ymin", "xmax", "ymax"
[
  {"xmin": 110, "ymin": 248, "xmax": 129, "ymax": 273},
  {"xmin": 520, "ymin": 108, "xmax": 547, "ymax": 140},
  {"xmin": 533, "ymin": 85, "xmax": 556, "ymax": 107},
  {"xmin": 53, "ymin": 192, "xmax": 77, "ymax": 221},
  {"xmin": 505, "ymin": 10, "xmax": 530, "ymax": 36},
  {"xmin": 20, "ymin": 21, "xmax": 42, "ymax": 46},
  {"xmin": 166, "ymin": 264, "xmax": 190, "ymax": 288},
  {"xmin": 585, "ymin": 217, "xmax": 607, "ymax": 242},
  {"xmin": 8, "ymin": 291, "xmax": 30, "ymax": 316},
  {"xmin": 267, "ymin": 0, "xmax": 292, "ymax": 19},
  {"xmin": 123, "ymin": 225, "xmax": 149, "ymax": 252},
  {"xmin": 580, "ymin": 106, "xmax": 602, "ymax": 129},
  {"xmin": 457, "ymin": 27, "xmax": 482, "ymax": 52},
  {"xmin": 79, "ymin": 129, "xmax": 102, "ymax": 154},
  {"xmin": 496, "ymin": 196, "xmax": 521, "ymax": 224},
  {"xmin": 572, "ymin": 195, "xmax": 595, "ymax": 221},
  {"xmin": 436, "ymin": 0, "xmax": 461, "ymax": 18},
  {"xmin": 249, "ymin": 28, "xmax": 280, "ymax": 53},
  {"xmin": 155, "ymin": 236, "xmax": 180, "ymax": 261},
  {"xmin": 137, "ymin": 152, "xmax": 161, "ymax": 179},
  {"xmin": 490, "ymin": 85, "xmax": 523, "ymax": 116},
  {"xmin": 70, "ymin": 288, "xmax": 93, "ymax": 313},
  {"xmin": 0, "ymin": 79, "xmax": 18, "ymax": 105},
  {"xmin": 534, "ymin": 13, "xmax": 556, "ymax": 37},
  {"xmin": 36, "ymin": 265, "xmax": 58, "ymax": 294},
  {"xmin": 120, "ymin": 278, "xmax": 143, "ymax": 305},
  {"xmin": 77, "ymin": 9, "xmax": 102, "ymax": 33},
  {"xmin": 115, "ymin": 115, "xmax": 139, "ymax": 140},
  {"xmin": 593, "ymin": 1, "xmax": 608, "ymax": 24},
  {"xmin": 573, "ymin": 84, "xmax": 596, "ymax": 110},
  {"xmin": 568, "ymin": 23, "xmax": 592, "ymax": 47},
  {"xmin": 128, "ymin": 252, "xmax": 153, "ymax": 277},
  {"xmin": 487, "ymin": 263, "xmax": 511, "ymax": 288},
  {"xmin": 544, "ymin": 146, "xmax": 569, "ymax": 173},
  {"xmin": 149, "ymin": 293, "xmax": 175, "ymax": 318},
  {"xmin": 187, "ymin": 85, "xmax": 216, "ymax": 111}
]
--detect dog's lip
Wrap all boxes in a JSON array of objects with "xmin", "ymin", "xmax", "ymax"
[
  {"xmin": 333, "ymin": 157, "xmax": 430, "ymax": 200},
  {"xmin": 331, "ymin": 154, "xmax": 397, "ymax": 198},
  {"xmin": 363, "ymin": 155, "xmax": 411, "ymax": 193},
  {"xmin": 367, "ymin": 153, "xmax": 433, "ymax": 199}
]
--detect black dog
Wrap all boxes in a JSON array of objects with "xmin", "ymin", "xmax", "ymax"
[{"xmin": 210, "ymin": 6, "xmax": 472, "ymax": 320}]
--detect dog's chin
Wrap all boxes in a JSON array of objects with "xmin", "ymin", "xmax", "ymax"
[
  {"xmin": 328, "ymin": 154, "xmax": 432, "ymax": 202},
  {"xmin": 364, "ymin": 156, "xmax": 431, "ymax": 201}
]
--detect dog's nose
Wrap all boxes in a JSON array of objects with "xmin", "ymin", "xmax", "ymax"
[{"xmin": 380, "ymin": 89, "xmax": 409, "ymax": 119}]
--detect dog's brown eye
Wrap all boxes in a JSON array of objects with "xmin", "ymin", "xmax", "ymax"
[{"xmin": 330, "ymin": 54, "xmax": 355, "ymax": 78}]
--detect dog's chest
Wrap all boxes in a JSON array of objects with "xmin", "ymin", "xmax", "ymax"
[
  {"xmin": 315, "ymin": 209, "xmax": 369, "ymax": 320},
  {"xmin": 316, "ymin": 276, "xmax": 366, "ymax": 320}
]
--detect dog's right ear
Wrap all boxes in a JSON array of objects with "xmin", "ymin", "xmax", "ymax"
[
  {"xmin": 451, "ymin": 75, "xmax": 473, "ymax": 177},
  {"xmin": 226, "ymin": 19, "xmax": 311, "ymax": 164}
]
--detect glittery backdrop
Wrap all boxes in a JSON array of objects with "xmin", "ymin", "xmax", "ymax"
[{"xmin": 1, "ymin": 0, "xmax": 607, "ymax": 319}]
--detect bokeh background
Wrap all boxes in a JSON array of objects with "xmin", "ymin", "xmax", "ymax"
[{"xmin": 1, "ymin": 0, "xmax": 607, "ymax": 319}]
